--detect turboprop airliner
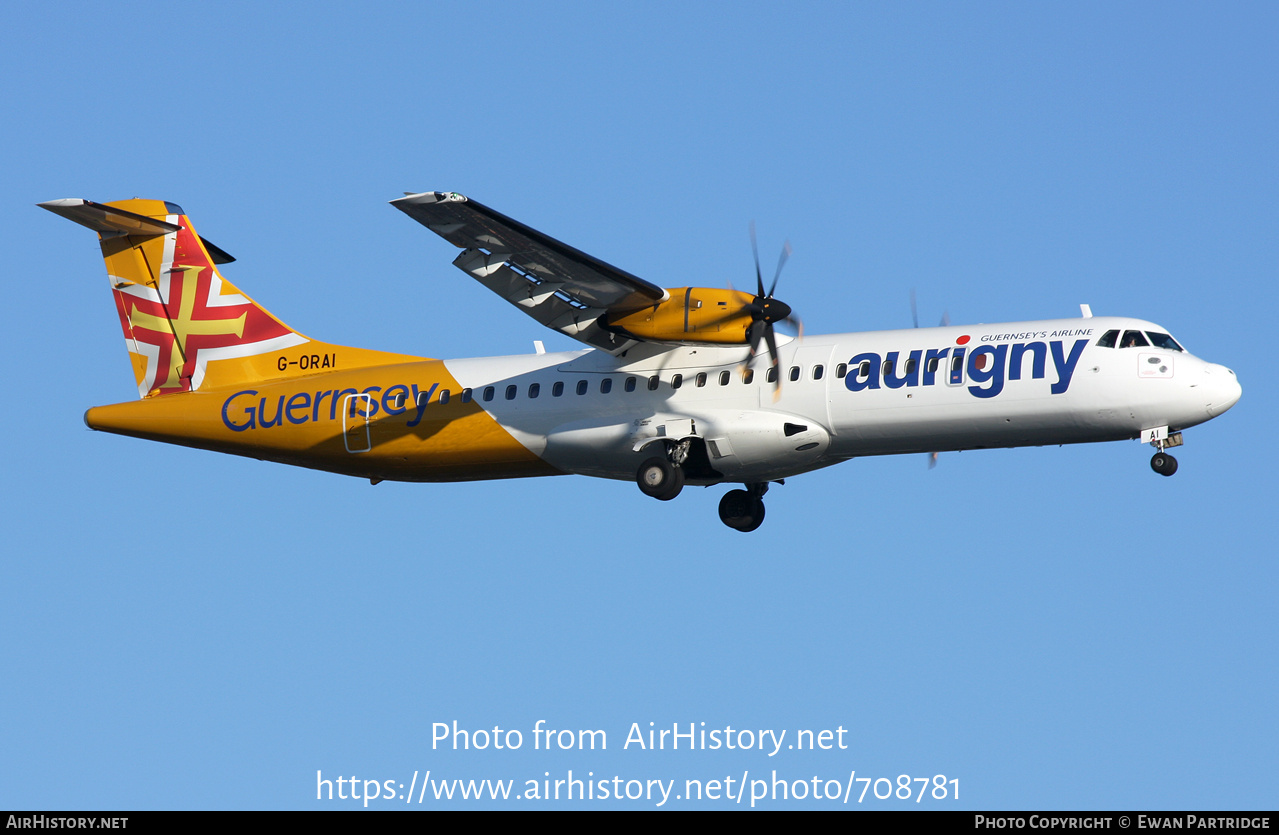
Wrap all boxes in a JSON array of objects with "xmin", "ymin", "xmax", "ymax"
[{"xmin": 42, "ymin": 193, "xmax": 1241, "ymax": 532}]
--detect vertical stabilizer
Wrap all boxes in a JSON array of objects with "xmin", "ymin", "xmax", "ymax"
[{"xmin": 42, "ymin": 198, "xmax": 424, "ymax": 398}]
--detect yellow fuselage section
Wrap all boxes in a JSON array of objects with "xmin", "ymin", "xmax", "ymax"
[{"xmin": 85, "ymin": 361, "xmax": 559, "ymax": 483}]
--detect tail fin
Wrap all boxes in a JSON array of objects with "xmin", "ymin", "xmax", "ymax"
[{"xmin": 42, "ymin": 198, "xmax": 422, "ymax": 398}]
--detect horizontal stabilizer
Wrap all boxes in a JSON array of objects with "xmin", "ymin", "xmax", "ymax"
[
  {"xmin": 39, "ymin": 198, "xmax": 180, "ymax": 237},
  {"xmin": 39, "ymin": 199, "xmax": 235, "ymax": 263}
]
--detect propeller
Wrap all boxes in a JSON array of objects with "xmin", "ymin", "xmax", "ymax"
[
  {"xmin": 699, "ymin": 224, "xmax": 802, "ymax": 394},
  {"xmin": 742, "ymin": 222, "xmax": 802, "ymax": 394},
  {"xmin": 911, "ymin": 288, "xmax": 949, "ymax": 329},
  {"xmin": 912, "ymin": 290, "xmax": 949, "ymax": 467}
]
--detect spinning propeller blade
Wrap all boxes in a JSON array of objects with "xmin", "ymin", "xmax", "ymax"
[{"xmin": 740, "ymin": 223, "xmax": 798, "ymax": 394}]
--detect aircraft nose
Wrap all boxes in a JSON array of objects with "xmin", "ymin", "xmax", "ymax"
[{"xmin": 1204, "ymin": 364, "xmax": 1242, "ymax": 416}]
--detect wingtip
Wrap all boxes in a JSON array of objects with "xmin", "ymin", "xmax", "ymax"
[
  {"xmin": 38, "ymin": 198, "xmax": 85, "ymax": 212},
  {"xmin": 392, "ymin": 191, "xmax": 468, "ymax": 206}
]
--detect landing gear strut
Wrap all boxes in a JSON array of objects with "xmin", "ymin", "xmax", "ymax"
[{"xmin": 719, "ymin": 483, "xmax": 769, "ymax": 532}]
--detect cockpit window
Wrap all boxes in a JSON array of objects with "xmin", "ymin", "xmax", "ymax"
[
  {"xmin": 1145, "ymin": 332, "xmax": 1184, "ymax": 352},
  {"xmin": 1120, "ymin": 330, "xmax": 1149, "ymax": 349},
  {"xmin": 1096, "ymin": 329, "xmax": 1119, "ymax": 348}
]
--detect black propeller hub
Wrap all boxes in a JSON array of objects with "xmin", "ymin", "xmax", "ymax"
[{"xmin": 754, "ymin": 297, "xmax": 792, "ymax": 323}]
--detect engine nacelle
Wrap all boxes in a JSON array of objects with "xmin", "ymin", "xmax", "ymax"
[{"xmin": 603, "ymin": 287, "xmax": 755, "ymax": 345}]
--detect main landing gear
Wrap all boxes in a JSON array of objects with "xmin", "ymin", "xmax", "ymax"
[
  {"xmin": 636, "ymin": 455, "xmax": 685, "ymax": 501},
  {"xmin": 718, "ymin": 483, "xmax": 768, "ymax": 533},
  {"xmin": 633, "ymin": 442, "xmax": 771, "ymax": 532},
  {"xmin": 636, "ymin": 439, "xmax": 690, "ymax": 502}
]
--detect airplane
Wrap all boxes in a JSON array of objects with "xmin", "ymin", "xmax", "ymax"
[{"xmin": 42, "ymin": 192, "xmax": 1242, "ymax": 532}]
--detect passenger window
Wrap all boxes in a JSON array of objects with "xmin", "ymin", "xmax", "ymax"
[
  {"xmin": 859, "ymin": 361, "xmax": 871, "ymax": 378},
  {"xmin": 973, "ymin": 354, "xmax": 988, "ymax": 371},
  {"xmin": 647, "ymin": 375, "xmax": 659, "ymax": 391},
  {"xmin": 789, "ymin": 366, "xmax": 800, "ymax": 382},
  {"xmin": 576, "ymin": 380, "xmax": 588, "ymax": 395},
  {"xmin": 438, "ymin": 389, "xmax": 450, "ymax": 405},
  {"xmin": 927, "ymin": 358, "xmax": 939, "ymax": 372},
  {"xmin": 836, "ymin": 363, "xmax": 847, "ymax": 379},
  {"xmin": 1146, "ymin": 332, "xmax": 1184, "ymax": 352},
  {"xmin": 1097, "ymin": 329, "xmax": 1119, "ymax": 348},
  {"xmin": 671, "ymin": 374, "xmax": 683, "ymax": 389},
  {"xmin": 482, "ymin": 386, "xmax": 494, "ymax": 402},
  {"xmin": 461, "ymin": 388, "xmax": 473, "ymax": 403},
  {"xmin": 552, "ymin": 381, "xmax": 564, "ymax": 397},
  {"xmin": 528, "ymin": 383, "xmax": 539, "ymax": 399},
  {"xmin": 1121, "ymin": 330, "xmax": 1149, "ymax": 348},
  {"xmin": 695, "ymin": 372, "xmax": 707, "ymax": 387},
  {"xmin": 505, "ymin": 385, "xmax": 517, "ymax": 400},
  {"xmin": 719, "ymin": 370, "xmax": 730, "ymax": 386},
  {"xmin": 813, "ymin": 365, "xmax": 824, "ymax": 380},
  {"xmin": 904, "ymin": 358, "xmax": 916, "ymax": 375},
  {"xmin": 416, "ymin": 391, "xmax": 429, "ymax": 408},
  {"xmin": 600, "ymin": 378, "xmax": 612, "ymax": 394},
  {"xmin": 743, "ymin": 369, "xmax": 755, "ymax": 384},
  {"xmin": 882, "ymin": 360, "xmax": 894, "ymax": 376},
  {"xmin": 766, "ymin": 367, "xmax": 778, "ymax": 383},
  {"xmin": 625, "ymin": 376, "xmax": 637, "ymax": 392}
]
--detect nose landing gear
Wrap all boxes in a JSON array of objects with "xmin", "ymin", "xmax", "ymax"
[
  {"xmin": 718, "ymin": 483, "xmax": 769, "ymax": 532},
  {"xmin": 1145, "ymin": 428, "xmax": 1183, "ymax": 477},
  {"xmin": 1151, "ymin": 452, "xmax": 1178, "ymax": 477}
]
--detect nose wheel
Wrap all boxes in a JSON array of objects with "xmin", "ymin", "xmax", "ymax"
[
  {"xmin": 719, "ymin": 483, "xmax": 769, "ymax": 532},
  {"xmin": 1151, "ymin": 452, "xmax": 1178, "ymax": 477},
  {"xmin": 1146, "ymin": 429, "xmax": 1182, "ymax": 477}
]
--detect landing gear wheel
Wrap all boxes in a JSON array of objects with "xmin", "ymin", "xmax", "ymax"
[
  {"xmin": 737, "ymin": 500, "xmax": 765, "ymax": 532},
  {"xmin": 718, "ymin": 489, "xmax": 766, "ymax": 532},
  {"xmin": 1151, "ymin": 452, "xmax": 1178, "ymax": 477},
  {"xmin": 637, "ymin": 456, "xmax": 684, "ymax": 500}
]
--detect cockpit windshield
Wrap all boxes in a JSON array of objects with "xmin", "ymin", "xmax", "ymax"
[
  {"xmin": 1120, "ymin": 330, "xmax": 1149, "ymax": 348},
  {"xmin": 1097, "ymin": 328, "xmax": 1185, "ymax": 351},
  {"xmin": 1145, "ymin": 332, "xmax": 1184, "ymax": 352}
]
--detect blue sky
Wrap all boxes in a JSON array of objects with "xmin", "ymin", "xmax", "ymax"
[{"xmin": 2, "ymin": 2, "xmax": 1274, "ymax": 809}]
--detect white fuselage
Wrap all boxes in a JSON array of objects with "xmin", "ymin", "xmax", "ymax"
[{"xmin": 438, "ymin": 316, "xmax": 1242, "ymax": 485}]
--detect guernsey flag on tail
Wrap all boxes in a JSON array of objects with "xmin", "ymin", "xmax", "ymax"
[{"xmin": 41, "ymin": 198, "xmax": 308, "ymax": 398}]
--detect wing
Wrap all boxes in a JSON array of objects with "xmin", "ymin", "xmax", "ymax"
[{"xmin": 392, "ymin": 191, "xmax": 668, "ymax": 353}]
